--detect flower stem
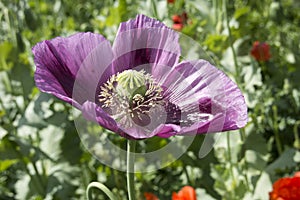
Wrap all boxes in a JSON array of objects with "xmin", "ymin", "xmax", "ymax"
[
  {"xmin": 86, "ymin": 182, "xmax": 118, "ymax": 200},
  {"xmin": 272, "ymin": 105, "xmax": 282, "ymax": 155},
  {"xmin": 294, "ymin": 121, "xmax": 300, "ymax": 149},
  {"xmin": 127, "ymin": 139, "xmax": 136, "ymax": 200},
  {"xmin": 151, "ymin": 0, "xmax": 159, "ymax": 20},
  {"xmin": 240, "ymin": 128, "xmax": 251, "ymax": 192},
  {"xmin": 183, "ymin": 165, "xmax": 192, "ymax": 186},
  {"xmin": 223, "ymin": 0, "xmax": 241, "ymax": 84},
  {"xmin": 85, "ymin": 140, "xmax": 137, "ymax": 200},
  {"xmin": 31, "ymin": 160, "xmax": 46, "ymax": 194},
  {"xmin": 226, "ymin": 132, "xmax": 236, "ymax": 197},
  {"xmin": 14, "ymin": 148, "xmax": 44, "ymax": 195}
]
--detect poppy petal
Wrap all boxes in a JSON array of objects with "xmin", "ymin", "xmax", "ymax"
[
  {"xmin": 112, "ymin": 14, "xmax": 180, "ymax": 75},
  {"xmin": 81, "ymin": 101, "xmax": 132, "ymax": 138},
  {"xmin": 159, "ymin": 60, "xmax": 247, "ymax": 135},
  {"xmin": 33, "ymin": 32, "xmax": 112, "ymax": 107},
  {"xmin": 172, "ymin": 186, "xmax": 197, "ymax": 200},
  {"xmin": 177, "ymin": 186, "xmax": 197, "ymax": 200},
  {"xmin": 144, "ymin": 192, "xmax": 159, "ymax": 200},
  {"xmin": 153, "ymin": 124, "xmax": 181, "ymax": 138}
]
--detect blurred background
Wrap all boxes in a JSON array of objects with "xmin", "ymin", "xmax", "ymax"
[{"xmin": 0, "ymin": 0, "xmax": 299, "ymax": 199}]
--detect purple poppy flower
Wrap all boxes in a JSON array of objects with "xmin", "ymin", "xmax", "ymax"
[{"xmin": 32, "ymin": 14, "xmax": 247, "ymax": 139}]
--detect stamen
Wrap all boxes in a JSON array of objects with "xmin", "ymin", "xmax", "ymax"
[{"xmin": 98, "ymin": 70, "xmax": 164, "ymax": 128}]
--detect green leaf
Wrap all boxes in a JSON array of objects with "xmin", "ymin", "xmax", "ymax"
[
  {"xmin": 60, "ymin": 123, "xmax": 82, "ymax": 165},
  {"xmin": 39, "ymin": 125, "xmax": 64, "ymax": 161},
  {"xmin": 204, "ymin": 34, "xmax": 228, "ymax": 54},
  {"xmin": 196, "ymin": 188, "xmax": 216, "ymax": 200},
  {"xmin": 245, "ymin": 150, "xmax": 267, "ymax": 170},
  {"xmin": 0, "ymin": 42, "xmax": 13, "ymax": 71},
  {"xmin": 266, "ymin": 148, "xmax": 298, "ymax": 176},
  {"xmin": 252, "ymin": 172, "xmax": 272, "ymax": 200},
  {"xmin": 24, "ymin": 8, "xmax": 40, "ymax": 31},
  {"xmin": 234, "ymin": 7, "xmax": 250, "ymax": 19},
  {"xmin": 10, "ymin": 61, "xmax": 34, "ymax": 101},
  {"xmin": 0, "ymin": 136, "xmax": 19, "ymax": 160},
  {"xmin": 0, "ymin": 127, "xmax": 8, "ymax": 139},
  {"xmin": 0, "ymin": 159, "xmax": 18, "ymax": 171},
  {"xmin": 292, "ymin": 89, "xmax": 300, "ymax": 108},
  {"xmin": 15, "ymin": 174, "xmax": 31, "ymax": 200},
  {"xmin": 244, "ymin": 131, "xmax": 268, "ymax": 156},
  {"xmin": 18, "ymin": 93, "xmax": 56, "ymax": 128},
  {"xmin": 106, "ymin": 0, "xmax": 128, "ymax": 27},
  {"xmin": 242, "ymin": 63, "xmax": 262, "ymax": 93},
  {"xmin": 16, "ymin": 32, "xmax": 25, "ymax": 52},
  {"xmin": 118, "ymin": 0, "xmax": 127, "ymax": 21},
  {"xmin": 45, "ymin": 162, "xmax": 80, "ymax": 199}
]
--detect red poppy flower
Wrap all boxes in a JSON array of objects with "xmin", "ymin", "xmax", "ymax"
[
  {"xmin": 294, "ymin": 172, "xmax": 300, "ymax": 177},
  {"xmin": 172, "ymin": 23, "xmax": 184, "ymax": 31},
  {"xmin": 172, "ymin": 13, "xmax": 188, "ymax": 31},
  {"xmin": 269, "ymin": 172, "xmax": 300, "ymax": 200},
  {"xmin": 172, "ymin": 186, "xmax": 197, "ymax": 200},
  {"xmin": 250, "ymin": 41, "xmax": 271, "ymax": 62},
  {"xmin": 172, "ymin": 15, "xmax": 183, "ymax": 24},
  {"xmin": 167, "ymin": 0, "xmax": 175, "ymax": 3},
  {"xmin": 144, "ymin": 192, "xmax": 159, "ymax": 200}
]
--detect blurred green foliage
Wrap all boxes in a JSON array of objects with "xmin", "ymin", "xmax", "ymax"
[{"xmin": 0, "ymin": 0, "xmax": 299, "ymax": 199}]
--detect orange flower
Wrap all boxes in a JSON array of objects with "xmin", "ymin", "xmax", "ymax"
[
  {"xmin": 172, "ymin": 186, "xmax": 197, "ymax": 200},
  {"xmin": 250, "ymin": 41, "xmax": 271, "ymax": 62},
  {"xmin": 144, "ymin": 192, "xmax": 159, "ymax": 200},
  {"xmin": 269, "ymin": 172, "xmax": 300, "ymax": 200}
]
